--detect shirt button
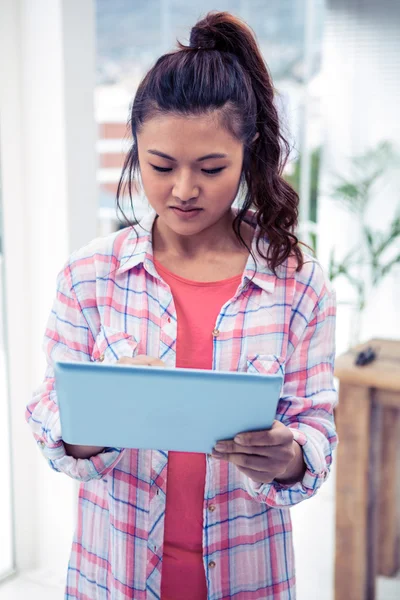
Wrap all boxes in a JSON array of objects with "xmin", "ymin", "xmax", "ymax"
[
  {"xmin": 208, "ymin": 505, "xmax": 216, "ymax": 512},
  {"xmin": 208, "ymin": 560, "xmax": 216, "ymax": 569},
  {"xmin": 98, "ymin": 354, "xmax": 105, "ymax": 362},
  {"xmin": 212, "ymin": 329, "xmax": 220, "ymax": 338}
]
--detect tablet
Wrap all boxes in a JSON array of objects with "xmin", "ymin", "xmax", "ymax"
[{"xmin": 54, "ymin": 361, "xmax": 283, "ymax": 454}]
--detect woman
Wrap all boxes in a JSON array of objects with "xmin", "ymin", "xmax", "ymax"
[{"xmin": 27, "ymin": 11, "xmax": 337, "ymax": 600}]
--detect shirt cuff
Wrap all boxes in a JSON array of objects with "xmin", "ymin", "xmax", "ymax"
[
  {"xmin": 244, "ymin": 427, "xmax": 331, "ymax": 507},
  {"xmin": 37, "ymin": 412, "xmax": 125, "ymax": 481}
]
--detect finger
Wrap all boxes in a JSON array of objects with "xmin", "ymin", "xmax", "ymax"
[
  {"xmin": 118, "ymin": 356, "xmax": 165, "ymax": 367},
  {"xmin": 118, "ymin": 358, "xmax": 151, "ymax": 366},
  {"xmin": 234, "ymin": 422, "xmax": 292, "ymax": 447},
  {"xmin": 146, "ymin": 358, "xmax": 166, "ymax": 367},
  {"xmin": 133, "ymin": 355, "xmax": 156, "ymax": 365},
  {"xmin": 116, "ymin": 357, "xmax": 136, "ymax": 365},
  {"xmin": 149, "ymin": 359, "xmax": 166, "ymax": 367},
  {"xmin": 235, "ymin": 465, "xmax": 274, "ymax": 483},
  {"xmin": 214, "ymin": 440, "xmax": 271, "ymax": 457},
  {"xmin": 136, "ymin": 355, "xmax": 166, "ymax": 367},
  {"xmin": 211, "ymin": 451, "xmax": 270, "ymax": 472},
  {"xmin": 212, "ymin": 444, "xmax": 294, "ymax": 472}
]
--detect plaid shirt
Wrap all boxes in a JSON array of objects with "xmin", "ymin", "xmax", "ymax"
[{"xmin": 26, "ymin": 210, "xmax": 337, "ymax": 600}]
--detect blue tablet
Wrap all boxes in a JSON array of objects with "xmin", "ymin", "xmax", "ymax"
[{"xmin": 54, "ymin": 361, "xmax": 283, "ymax": 454}]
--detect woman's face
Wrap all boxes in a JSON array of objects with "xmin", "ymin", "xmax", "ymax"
[{"xmin": 137, "ymin": 112, "xmax": 244, "ymax": 237}]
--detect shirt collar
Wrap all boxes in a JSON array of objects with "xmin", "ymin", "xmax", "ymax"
[
  {"xmin": 116, "ymin": 209, "xmax": 159, "ymax": 279},
  {"xmin": 117, "ymin": 208, "xmax": 280, "ymax": 294}
]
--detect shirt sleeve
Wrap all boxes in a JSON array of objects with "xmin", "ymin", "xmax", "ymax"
[
  {"xmin": 25, "ymin": 263, "xmax": 125, "ymax": 482},
  {"xmin": 245, "ymin": 266, "xmax": 338, "ymax": 507}
]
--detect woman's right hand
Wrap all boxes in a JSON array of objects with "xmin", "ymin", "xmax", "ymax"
[{"xmin": 116, "ymin": 355, "xmax": 166, "ymax": 367}]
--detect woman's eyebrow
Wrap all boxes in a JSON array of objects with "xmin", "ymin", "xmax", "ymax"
[
  {"xmin": 197, "ymin": 153, "xmax": 228, "ymax": 162},
  {"xmin": 147, "ymin": 149, "xmax": 228, "ymax": 162},
  {"xmin": 148, "ymin": 149, "xmax": 176, "ymax": 161}
]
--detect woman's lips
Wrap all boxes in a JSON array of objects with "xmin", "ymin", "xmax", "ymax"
[{"xmin": 169, "ymin": 207, "xmax": 203, "ymax": 220}]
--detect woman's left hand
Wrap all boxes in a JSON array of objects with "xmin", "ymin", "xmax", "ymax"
[{"xmin": 212, "ymin": 421, "xmax": 306, "ymax": 485}]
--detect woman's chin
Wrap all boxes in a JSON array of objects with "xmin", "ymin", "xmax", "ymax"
[{"xmin": 159, "ymin": 211, "xmax": 210, "ymax": 236}]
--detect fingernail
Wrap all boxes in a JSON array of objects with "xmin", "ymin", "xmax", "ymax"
[
  {"xmin": 215, "ymin": 442, "xmax": 227, "ymax": 452},
  {"xmin": 234, "ymin": 435, "xmax": 244, "ymax": 444}
]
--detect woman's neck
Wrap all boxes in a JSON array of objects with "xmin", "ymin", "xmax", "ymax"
[
  {"xmin": 153, "ymin": 210, "xmax": 252, "ymax": 261},
  {"xmin": 152, "ymin": 210, "xmax": 254, "ymax": 282}
]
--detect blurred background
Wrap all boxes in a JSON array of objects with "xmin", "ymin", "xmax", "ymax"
[{"xmin": 0, "ymin": 0, "xmax": 399, "ymax": 598}]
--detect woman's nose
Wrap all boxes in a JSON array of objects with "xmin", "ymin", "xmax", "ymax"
[{"xmin": 172, "ymin": 171, "xmax": 199, "ymax": 202}]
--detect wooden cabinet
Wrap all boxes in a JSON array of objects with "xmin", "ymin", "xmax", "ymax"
[{"xmin": 334, "ymin": 338, "xmax": 400, "ymax": 600}]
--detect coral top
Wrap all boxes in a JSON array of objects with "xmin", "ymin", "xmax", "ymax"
[{"xmin": 155, "ymin": 259, "xmax": 241, "ymax": 600}]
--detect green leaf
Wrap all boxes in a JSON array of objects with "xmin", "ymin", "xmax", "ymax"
[
  {"xmin": 330, "ymin": 141, "xmax": 399, "ymax": 217},
  {"xmin": 364, "ymin": 227, "xmax": 375, "ymax": 251},
  {"xmin": 379, "ymin": 254, "xmax": 400, "ymax": 280},
  {"xmin": 330, "ymin": 181, "xmax": 364, "ymax": 213},
  {"xmin": 374, "ymin": 214, "xmax": 400, "ymax": 257}
]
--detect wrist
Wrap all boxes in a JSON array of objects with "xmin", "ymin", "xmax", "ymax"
[
  {"xmin": 275, "ymin": 440, "xmax": 306, "ymax": 485},
  {"xmin": 64, "ymin": 442, "xmax": 105, "ymax": 459}
]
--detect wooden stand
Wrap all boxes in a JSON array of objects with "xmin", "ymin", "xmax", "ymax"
[{"xmin": 334, "ymin": 338, "xmax": 400, "ymax": 600}]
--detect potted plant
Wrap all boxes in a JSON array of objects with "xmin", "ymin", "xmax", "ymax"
[{"xmin": 327, "ymin": 141, "xmax": 400, "ymax": 345}]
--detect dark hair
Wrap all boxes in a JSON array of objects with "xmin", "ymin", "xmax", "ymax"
[{"xmin": 117, "ymin": 11, "xmax": 304, "ymax": 273}]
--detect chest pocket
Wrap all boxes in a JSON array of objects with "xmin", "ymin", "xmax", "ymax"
[
  {"xmin": 91, "ymin": 325, "xmax": 138, "ymax": 364},
  {"xmin": 247, "ymin": 354, "xmax": 285, "ymax": 400},
  {"xmin": 247, "ymin": 354, "xmax": 285, "ymax": 377}
]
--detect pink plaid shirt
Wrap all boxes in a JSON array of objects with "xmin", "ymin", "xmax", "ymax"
[{"xmin": 26, "ymin": 210, "xmax": 337, "ymax": 599}]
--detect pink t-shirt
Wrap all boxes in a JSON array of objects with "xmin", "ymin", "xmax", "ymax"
[{"xmin": 154, "ymin": 259, "xmax": 241, "ymax": 600}]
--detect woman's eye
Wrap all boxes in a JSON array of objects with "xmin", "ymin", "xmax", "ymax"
[
  {"xmin": 150, "ymin": 165, "xmax": 172, "ymax": 173},
  {"xmin": 202, "ymin": 167, "xmax": 226, "ymax": 175},
  {"xmin": 150, "ymin": 165, "xmax": 225, "ymax": 175}
]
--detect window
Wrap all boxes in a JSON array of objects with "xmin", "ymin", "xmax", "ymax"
[{"xmin": 95, "ymin": 0, "xmax": 325, "ymax": 249}]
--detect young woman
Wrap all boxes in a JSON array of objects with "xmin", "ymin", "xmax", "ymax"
[{"xmin": 27, "ymin": 11, "xmax": 337, "ymax": 600}]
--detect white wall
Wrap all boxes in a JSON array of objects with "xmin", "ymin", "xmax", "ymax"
[
  {"xmin": 0, "ymin": 257, "xmax": 14, "ymax": 578},
  {"xmin": 318, "ymin": 0, "xmax": 400, "ymax": 354},
  {"xmin": 0, "ymin": 0, "xmax": 97, "ymax": 579}
]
